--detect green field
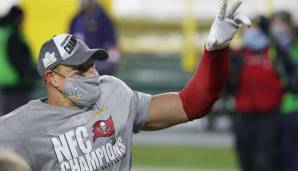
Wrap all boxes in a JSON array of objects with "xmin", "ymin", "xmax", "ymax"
[{"xmin": 132, "ymin": 145, "xmax": 239, "ymax": 171}]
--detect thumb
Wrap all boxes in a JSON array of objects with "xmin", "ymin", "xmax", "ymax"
[{"xmin": 234, "ymin": 13, "xmax": 251, "ymax": 27}]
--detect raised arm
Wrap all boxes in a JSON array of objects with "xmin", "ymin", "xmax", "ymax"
[{"xmin": 143, "ymin": 0, "xmax": 251, "ymax": 131}]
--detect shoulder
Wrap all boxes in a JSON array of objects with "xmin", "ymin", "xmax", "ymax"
[
  {"xmin": 0, "ymin": 105, "xmax": 28, "ymax": 139},
  {"xmin": 0, "ymin": 100, "xmax": 38, "ymax": 133},
  {"xmin": 0, "ymin": 103, "xmax": 28, "ymax": 122},
  {"xmin": 99, "ymin": 75, "xmax": 135, "ymax": 102},
  {"xmin": 100, "ymin": 75, "xmax": 132, "ymax": 91}
]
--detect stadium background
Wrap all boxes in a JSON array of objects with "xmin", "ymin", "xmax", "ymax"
[{"xmin": 1, "ymin": 0, "xmax": 297, "ymax": 170}]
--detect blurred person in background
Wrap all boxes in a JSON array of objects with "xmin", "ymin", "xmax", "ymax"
[
  {"xmin": 270, "ymin": 11, "xmax": 298, "ymax": 171},
  {"xmin": 226, "ymin": 16, "xmax": 283, "ymax": 171},
  {"xmin": 0, "ymin": 148, "xmax": 31, "ymax": 171},
  {"xmin": 0, "ymin": 6, "xmax": 38, "ymax": 115},
  {"xmin": 69, "ymin": 0, "xmax": 120, "ymax": 75}
]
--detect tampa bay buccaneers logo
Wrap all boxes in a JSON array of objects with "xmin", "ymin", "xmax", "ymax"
[{"xmin": 92, "ymin": 116, "xmax": 115, "ymax": 142}]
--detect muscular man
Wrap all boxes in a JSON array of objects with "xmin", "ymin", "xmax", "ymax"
[{"xmin": 0, "ymin": 1, "xmax": 250, "ymax": 170}]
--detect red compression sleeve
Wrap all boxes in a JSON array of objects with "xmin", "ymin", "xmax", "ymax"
[{"xmin": 179, "ymin": 47, "xmax": 229, "ymax": 120}]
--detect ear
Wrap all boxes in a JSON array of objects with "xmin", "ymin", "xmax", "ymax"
[{"xmin": 44, "ymin": 70, "xmax": 59, "ymax": 87}]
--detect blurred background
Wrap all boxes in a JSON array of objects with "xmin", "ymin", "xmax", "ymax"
[{"xmin": 1, "ymin": 0, "xmax": 298, "ymax": 170}]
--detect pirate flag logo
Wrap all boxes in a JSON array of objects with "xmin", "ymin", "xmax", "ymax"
[{"xmin": 92, "ymin": 116, "xmax": 115, "ymax": 142}]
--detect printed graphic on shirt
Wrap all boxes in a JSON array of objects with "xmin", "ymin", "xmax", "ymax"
[
  {"xmin": 51, "ymin": 125, "xmax": 126, "ymax": 171},
  {"xmin": 92, "ymin": 116, "xmax": 115, "ymax": 142},
  {"xmin": 91, "ymin": 102, "xmax": 107, "ymax": 117}
]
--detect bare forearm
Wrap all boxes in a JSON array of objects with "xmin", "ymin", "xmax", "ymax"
[{"xmin": 143, "ymin": 92, "xmax": 188, "ymax": 130}]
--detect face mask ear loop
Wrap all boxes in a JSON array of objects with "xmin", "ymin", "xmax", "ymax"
[
  {"xmin": 47, "ymin": 70, "xmax": 68, "ymax": 98},
  {"xmin": 52, "ymin": 70, "xmax": 66, "ymax": 78},
  {"xmin": 48, "ymin": 82, "xmax": 67, "ymax": 97}
]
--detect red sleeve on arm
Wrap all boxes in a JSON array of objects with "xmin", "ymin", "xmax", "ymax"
[{"xmin": 179, "ymin": 47, "xmax": 230, "ymax": 120}]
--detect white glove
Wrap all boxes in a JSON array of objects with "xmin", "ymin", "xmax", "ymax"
[{"xmin": 206, "ymin": 0, "xmax": 251, "ymax": 51}]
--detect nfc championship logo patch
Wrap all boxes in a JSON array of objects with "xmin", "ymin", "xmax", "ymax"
[
  {"xmin": 43, "ymin": 52, "xmax": 57, "ymax": 68},
  {"xmin": 92, "ymin": 116, "xmax": 115, "ymax": 142}
]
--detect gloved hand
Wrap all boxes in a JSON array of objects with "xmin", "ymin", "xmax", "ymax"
[{"xmin": 206, "ymin": 0, "xmax": 251, "ymax": 51}]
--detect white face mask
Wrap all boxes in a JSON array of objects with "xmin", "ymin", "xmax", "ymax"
[
  {"xmin": 243, "ymin": 28, "xmax": 269, "ymax": 51},
  {"xmin": 52, "ymin": 71, "xmax": 101, "ymax": 108}
]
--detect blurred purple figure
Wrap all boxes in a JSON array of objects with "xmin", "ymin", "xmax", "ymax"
[{"xmin": 69, "ymin": 0, "xmax": 120, "ymax": 75}]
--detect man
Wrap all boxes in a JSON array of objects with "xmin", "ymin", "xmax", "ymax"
[
  {"xmin": 227, "ymin": 16, "xmax": 282, "ymax": 171},
  {"xmin": 69, "ymin": 0, "xmax": 119, "ymax": 75},
  {"xmin": 0, "ymin": 1, "xmax": 250, "ymax": 170},
  {"xmin": 0, "ymin": 6, "xmax": 38, "ymax": 115}
]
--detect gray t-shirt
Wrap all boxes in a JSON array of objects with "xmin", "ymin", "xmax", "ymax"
[{"xmin": 0, "ymin": 76, "xmax": 151, "ymax": 171}]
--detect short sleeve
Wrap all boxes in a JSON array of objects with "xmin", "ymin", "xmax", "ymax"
[{"xmin": 131, "ymin": 91, "xmax": 151, "ymax": 133}]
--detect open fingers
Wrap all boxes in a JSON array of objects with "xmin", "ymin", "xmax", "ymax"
[
  {"xmin": 227, "ymin": 1, "xmax": 242, "ymax": 18},
  {"xmin": 217, "ymin": 0, "xmax": 227, "ymax": 21}
]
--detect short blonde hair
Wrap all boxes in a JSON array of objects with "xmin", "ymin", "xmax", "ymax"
[{"xmin": 0, "ymin": 148, "xmax": 31, "ymax": 171}]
